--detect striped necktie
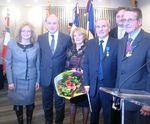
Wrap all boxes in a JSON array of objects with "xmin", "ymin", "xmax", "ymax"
[{"xmin": 126, "ymin": 38, "xmax": 132, "ymax": 55}]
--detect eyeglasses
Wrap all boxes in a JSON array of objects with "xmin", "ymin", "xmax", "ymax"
[
  {"xmin": 21, "ymin": 30, "xmax": 31, "ymax": 33},
  {"xmin": 122, "ymin": 18, "xmax": 138, "ymax": 23}
]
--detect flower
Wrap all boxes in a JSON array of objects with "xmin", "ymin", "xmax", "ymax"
[{"xmin": 54, "ymin": 70, "xmax": 85, "ymax": 99}]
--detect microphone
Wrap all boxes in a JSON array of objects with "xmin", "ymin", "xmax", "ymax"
[{"xmin": 112, "ymin": 59, "xmax": 150, "ymax": 110}]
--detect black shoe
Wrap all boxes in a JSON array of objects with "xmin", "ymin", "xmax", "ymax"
[{"xmin": 45, "ymin": 120, "xmax": 51, "ymax": 124}]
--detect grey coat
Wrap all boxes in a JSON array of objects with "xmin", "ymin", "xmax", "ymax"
[{"xmin": 6, "ymin": 40, "xmax": 40, "ymax": 105}]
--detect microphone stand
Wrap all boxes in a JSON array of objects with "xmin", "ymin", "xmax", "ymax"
[{"xmin": 113, "ymin": 59, "xmax": 150, "ymax": 109}]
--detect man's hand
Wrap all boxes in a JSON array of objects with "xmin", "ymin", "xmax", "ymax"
[
  {"xmin": 8, "ymin": 83, "xmax": 15, "ymax": 90},
  {"xmin": 35, "ymin": 82, "xmax": 40, "ymax": 91},
  {"xmin": 84, "ymin": 86, "xmax": 90, "ymax": 93},
  {"xmin": 140, "ymin": 106, "xmax": 150, "ymax": 116}
]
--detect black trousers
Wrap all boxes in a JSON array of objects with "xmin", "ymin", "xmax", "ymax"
[
  {"xmin": 0, "ymin": 65, "xmax": 4, "ymax": 89},
  {"xmin": 90, "ymin": 81, "xmax": 113, "ymax": 124},
  {"xmin": 42, "ymin": 82, "xmax": 65, "ymax": 124}
]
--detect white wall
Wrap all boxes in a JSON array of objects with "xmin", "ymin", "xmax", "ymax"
[
  {"xmin": 138, "ymin": 0, "xmax": 150, "ymax": 32},
  {"xmin": 0, "ymin": 0, "xmax": 132, "ymax": 37},
  {"xmin": 0, "ymin": 0, "xmax": 131, "ymax": 7},
  {"xmin": 49, "ymin": 0, "xmax": 131, "ymax": 8}
]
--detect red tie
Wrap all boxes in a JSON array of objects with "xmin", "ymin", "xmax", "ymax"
[{"xmin": 126, "ymin": 38, "xmax": 132, "ymax": 55}]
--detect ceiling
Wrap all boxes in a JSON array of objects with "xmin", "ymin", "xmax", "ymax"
[{"xmin": 0, "ymin": 0, "xmax": 137, "ymax": 7}]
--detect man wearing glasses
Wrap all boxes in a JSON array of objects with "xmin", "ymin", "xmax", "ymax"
[{"xmin": 116, "ymin": 7, "xmax": 150, "ymax": 124}]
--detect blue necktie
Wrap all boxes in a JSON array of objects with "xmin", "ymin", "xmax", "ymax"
[
  {"xmin": 51, "ymin": 35, "xmax": 55, "ymax": 54},
  {"xmin": 98, "ymin": 40, "xmax": 104, "ymax": 80}
]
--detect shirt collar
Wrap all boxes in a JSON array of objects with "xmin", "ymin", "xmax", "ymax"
[
  {"xmin": 118, "ymin": 26, "xmax": 125, "ymax": 31},
  {"xmin": 49, "ymin": 31, "xmax": 58, "ymax": 38},
  {"xmin": 99, "ymin": 36, "xmax": 109, "ymax": 45},
  {"xmin": 128, "ymin": 28, "xmax": 141, "ymax": 41}
]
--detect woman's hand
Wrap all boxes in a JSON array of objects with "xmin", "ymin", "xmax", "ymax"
[
  {"xmin": 8, "ymin": 83, "xmax": 15, "ymax": 90},
  {"xmin": 35, "ymin": 82, "xmax": 40, "ymax": 91}
]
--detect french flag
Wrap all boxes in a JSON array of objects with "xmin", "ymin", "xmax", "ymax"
[
  {"xmin": 1, "ymin": 12, "xmax": 10, "ymax": 74},
  {"xmin": 70, "ymin": 1, "xmax": 79, "ymax": 37},
  {"xmin": 86, "ymin": 0, "xmax": 94, "ymax": 39}
]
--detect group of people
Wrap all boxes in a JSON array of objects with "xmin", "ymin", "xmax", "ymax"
[{"xmin": 4, "ymin": 6, "xmax": 150, "ymax": 124}]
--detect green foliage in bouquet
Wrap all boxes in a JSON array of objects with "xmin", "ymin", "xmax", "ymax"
[{"xmin": 57, "ymin": 70, "xmax": 84, "ymax": 97}]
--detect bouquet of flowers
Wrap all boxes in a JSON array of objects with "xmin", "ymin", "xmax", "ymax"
[{"xmin": 54, "ymin": 70, "xmax": 85, "ymax": 99}]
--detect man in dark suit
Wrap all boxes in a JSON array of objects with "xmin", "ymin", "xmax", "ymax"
[
  {"xmin": 109, "ymin": 7, "xmax": 126, "ymax": 124},
  {"xmin": 38, "ymin": 14, "xmax": 72, "ymax": 124},
  {"xmin": 116, "ymin": 7, "xmax": 150, "ymax": 124},
  {"xmin": 109, "ymin": 7, "xmax": 126, "ymax": 39},
  {"xmin": 83, "ymin": 19, "xmax": 118, "ymax": 124}
]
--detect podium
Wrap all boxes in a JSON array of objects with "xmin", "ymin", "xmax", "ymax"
[{"xmin": 100, "ymin": 87, "xmax": 150, "ymax": 124}]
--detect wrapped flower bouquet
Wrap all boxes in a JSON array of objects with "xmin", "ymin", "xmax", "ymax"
[{"xmin": 54, "ymin": 70, "xmax": 85, "ymax": 99}]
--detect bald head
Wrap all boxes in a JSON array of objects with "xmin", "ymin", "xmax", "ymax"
[
  {"xmin": 45, "ymin": 14, "xmax": 59, "ymax": 34},
  {"xmin": 95, "ymin": 19, "xmax": 110, "ymax": 39}
]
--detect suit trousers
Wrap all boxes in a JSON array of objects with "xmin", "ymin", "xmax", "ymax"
[
  {"xmin": 90, "ymin": 81, "xmax": 113, "ymax": 124},
  {"xmin": 42, "ymin": 82, "xmax": 65, "ymax": 124},
  {"xmin": 124, "ymin": 110, "xmax": 150, "ymax": 124}
]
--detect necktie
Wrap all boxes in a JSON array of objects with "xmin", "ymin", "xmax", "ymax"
[
  {"xmin": 51, "ymin": 35, "xmax": 55, "ymax": 54},
  {"xmin": 98, "ymin": 40, "xmax": 104, "ymax": 80},
  {"xmin": 126, "ymin": 38, "xmax": 132, "ymax": 56}
]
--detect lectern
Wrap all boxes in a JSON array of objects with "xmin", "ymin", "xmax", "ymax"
[{"xmin": 100, "ymin": 87, "xmax": 150, "ymax": 124}]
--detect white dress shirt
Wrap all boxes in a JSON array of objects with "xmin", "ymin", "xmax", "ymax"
[{"xmin": 48, "ymin": 31, "xmax": 59, "ymax": 51}]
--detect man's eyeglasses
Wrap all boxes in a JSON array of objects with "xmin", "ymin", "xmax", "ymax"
[{"xmin": 123, "ymin": 18, "xmax": 138, "ymax": 23}]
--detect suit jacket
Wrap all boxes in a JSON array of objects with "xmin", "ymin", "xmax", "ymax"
[
  {"xmin": 109, "ymin": 27, "xmax": 118, "ymax": 39},
  {"xmin": 83, "ymin": 37, "xmax": 118, "ymax": 97},
  {"xmin": 38, "ymin": 32, "xmax": 72, "ymax": 86},
  {"xmin": 116, "ymin": 29, "xmax": 150, "ymax": 110}
]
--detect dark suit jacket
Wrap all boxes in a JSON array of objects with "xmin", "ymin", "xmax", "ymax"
[
  {"xmin": 109, "ymin": 27, "xmax": 118, "ymax": 39},
  {"xmin": 38, "ymin": 32, "xmax": 72, "ymax": 86},
  {"xmin": 116, "ymin": 29, "xmax": 150, "ymax": 110},
  {"xmin": 83, "ymin": 37, "xmax": 118, "ymax": 97}
]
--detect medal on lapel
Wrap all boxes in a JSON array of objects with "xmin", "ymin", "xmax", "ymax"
[
  {"xmin": 106, "ymin": 47, "xmax": 110, "ymax": 57},
  {"xmin": 126, "ymin": 38, "xmax": 133, "ymax": 57},
  {"xmin": 126, "ymin": 49, "xmax": 132, "ymax": 57}
]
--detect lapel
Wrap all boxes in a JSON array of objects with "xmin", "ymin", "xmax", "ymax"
[
  {"xmin": 115, "ymin": 27, "xmax": 118, "ymax": 38},
  {"xmin": 44, "ymin": 33, "xmax": 53, "ymax": 55},
  {"xmin": 102, "ymin": 37, "xmax": 114, "ymax": 60},
  {"xmin": 94, "ymin": 37, "xmax": 100, "ymax": 64},
  {"xmin": 53, "ymin": 32, "xmax": 62, "ymax": 56},
  {"xmin": 103, "ymin": 37, "xmax": 112, "ymax": 60},
  {"xmin": 131, "ymin": 30, "xmax": 144, "ymax": 52},
  {"xmin": 120, "ymin": 35, "xmax": 128, "ymax": 61}
]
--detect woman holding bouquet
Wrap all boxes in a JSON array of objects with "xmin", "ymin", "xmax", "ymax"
[
  {"xmin": 65, "ymin": 27, "xmax": 89, "ymax": 124},
  {"xmin": 5, "ymin": 23, "xmax": 40, "ymax": 124}
]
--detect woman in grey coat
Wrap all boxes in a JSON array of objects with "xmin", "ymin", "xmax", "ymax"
[{"xmin": 6, "ymin": 22, "xmax": 40, "ymax": 124}]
